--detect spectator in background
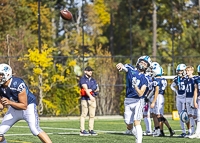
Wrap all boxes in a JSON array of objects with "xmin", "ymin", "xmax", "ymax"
[{"xmin": 79, "ymin": 66, "xmax": 99, "ymax": 136}]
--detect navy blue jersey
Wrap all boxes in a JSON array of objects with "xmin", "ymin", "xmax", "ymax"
[
  {"xmin": 185, "ymin": 76, "xmax": 196, "ymax": 98},
  {"xmin": 153, "ymin": 77, "xmax": 167, "ymax": 95},
  {"xmin": 195, "ymin": 76, "xmax": 200, "ymax": 96},
  {"xmin": 173, "ymin": 76, "xmax": 187, "ymax": 95},
  {"xmin": 0, "ymin": 77, "xmax": 36, "ymax": 106},
  {"xmin": 80, "ymin": 75, "xmax": 97, "ymax": 100},
  {"xmin": 143, "ymin": 74, "xmax": 153, "ymax": 97},
  {"xmin": 124, "ymin": 64, "xmax": 148, "ymax": 99}
]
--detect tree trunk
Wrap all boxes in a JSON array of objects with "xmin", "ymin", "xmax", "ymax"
[
  {"xmin": 110, "ymin": 12, "xmax": 114, "ymax": 56},
  {"xmin": 38, "ymin": 74, "xmax": 43, "ymax": 115},
  {"xmin": 152, "ymin": 0, "xmax": 157, "ymax": 61}
]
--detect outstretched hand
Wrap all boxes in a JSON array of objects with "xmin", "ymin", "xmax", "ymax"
[{"xmin": 116, "ymin": 63, "xmax": 123, "ymax": 72}]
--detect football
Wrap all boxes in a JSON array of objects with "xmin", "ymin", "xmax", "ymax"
[{"xmin": 60, "ymin": 10, "xmax": 72, "ymax": 20}]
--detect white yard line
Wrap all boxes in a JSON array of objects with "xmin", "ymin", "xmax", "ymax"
[{"xmin": 5, "ymin": 126, "xmax": 182, "ymax": 137}]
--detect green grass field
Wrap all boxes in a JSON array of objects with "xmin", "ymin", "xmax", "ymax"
[{"xmin": 2, "ymin": 118, "xmax": 200, "ymax": 143}]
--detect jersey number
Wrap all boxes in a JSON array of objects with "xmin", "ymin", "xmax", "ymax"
[
  {"xmin": 178, "ymin": 82, "xmax": 185, "ymax": 90},
  {"xmin": 161, "ymin": 80, "xmax": 167, "ymax": 90},
  {"xmin": 186, "ymin": 84, "xmax": 192, "ymax": 92}
]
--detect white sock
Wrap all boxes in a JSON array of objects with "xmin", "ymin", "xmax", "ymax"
[
  {"xmin": 147, "ymin": 117, "xmax": 152, "ymax": 132},
  {"xmin": 135, "ymin": 125, "xmax": 143, "ymax": 143},
  {"xmin": 132, "ymin": 126, "xmax": 136, "ymax": 135},
  {"xmin": 179, "ymin": 119, "xmax": 186, "ymax": 133},
  {"xmin": 188, "ymin": 129, "xmax": 192, "ymax": 134},
  {"xmin": 190, "ymin": 117, "xmax": 196, "ymax": 134},
  {"xmin": 196, "ymin": 122, "xmax": 200, "ymax": 134},
  {"xmin": 144, "ymin": 117, "xmax": 149, "ymax": 132},
  {"xmin": 0, "ymin": 139, "xmax": 7, "ymax": 143},
  {"xmin": 153, "ymin": 127, "xmax": 155, "ymax": 132}
]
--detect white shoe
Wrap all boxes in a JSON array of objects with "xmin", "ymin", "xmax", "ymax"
[
  {"xmin": 123, "ymin": 129, "xmax": 132, "ymax": 135},
  {"xmin": 188, "ymin": 133, "xmax": 200, "ymax": 139}
]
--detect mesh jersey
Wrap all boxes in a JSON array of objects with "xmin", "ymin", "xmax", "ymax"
[
  {"xmin": 185, "ymin": 76, "xmax": 196, "ymax": 98},
  {"xmin": 143, "ymin": 74, "xmax": 153, "ymax": 96},
  {"xmin": 124, "ymin": 64, "xmax": 148, "ymax": 99},
  {"xmin": 172, "ymin": 76, "xmax": 187, "ymax": 95},
  {"xmin": 0, "ymin": 77, "xmax": 36, "ymax": 105},
  {"xmin": 195, "ymin": 76, "xmax": 200, "ymax": 96},
  {"xmin": 153, "ymin": 77, "xmax": 167, "ymax": 95}
]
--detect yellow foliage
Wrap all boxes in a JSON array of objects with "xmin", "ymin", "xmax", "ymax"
[
  {"xmin": 68, "ymin": 61, "xmax": 76, "ymax": 67},
  {"xmin": 42, "ymin": 99, "xmax": 57, "ymax": 109},
  {"xmin": 66, "ymin": 69, "xmax": 70, "ymax": 75}
]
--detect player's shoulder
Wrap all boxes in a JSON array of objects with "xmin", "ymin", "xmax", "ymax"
[
  {"xmin": 173, "ymin": 76, "xmax": 178, "ymax": 81},
  {"xmin": 11, "ymin": 77, "xmax": 24, "ymax": 86}
]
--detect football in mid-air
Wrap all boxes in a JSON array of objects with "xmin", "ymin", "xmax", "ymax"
[{"xmin": 60, "ymin": 10, "xmax": 72, "ymax": 20}]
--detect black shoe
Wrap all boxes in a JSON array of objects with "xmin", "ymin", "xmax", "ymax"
[{"xmin": 170, "ymin": 130, "xmax": 175, "ymax": 137}]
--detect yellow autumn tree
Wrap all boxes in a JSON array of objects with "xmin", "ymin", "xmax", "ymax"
[{"xmin": 19, "ymin": 44, "xmax": 80, "ymax": 115}]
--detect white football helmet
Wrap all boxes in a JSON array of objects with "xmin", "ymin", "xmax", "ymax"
[
  {"xmin": 136, "ymin": 56, "xmax": 152, "ymax": 71},
  {"xmin": 180, "ymin": 110, "xmax": 189, "ymax": 123},
  {"xmin": 0, "ymin": 63, "xmax": 12, "ymax": 85},
  {"xmin": 197, "ymin": 65, "xmax": 200, "ymax": 73},
  {"xmin": 176, "ymin": 64, "xmax": 186, "ymax": 77},
  {"xmin": 152, "ymin": 65, "xmax": 163, "ymax": 76}
]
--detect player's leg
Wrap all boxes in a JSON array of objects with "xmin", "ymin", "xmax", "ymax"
[
  {"xmin": 124, "ymin": 98, "xmax": 135, "ymax": 135},
  {"xmin": 185, "ymin": 98, "xmax": 194, "ymax": 137},
  {"xmin": 133, "ymin": 99, "xmax": 144, "ymax": 143},
  {"xmin": 177, "ymin": 97, "xmax": 186, "ymax": 137},
  {"xmin": 0, "ymin": 106, "xmax": 22, "ymax": 143},
  {"xmin": 23, "ymin": 103, "xmax": 52, "ymax": 143},
  {"xmin": 88, "ymin": 100, "xmax": 97, "ymax": 135}
]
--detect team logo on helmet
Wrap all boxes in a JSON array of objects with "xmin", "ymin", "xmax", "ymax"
[{"xmin": 180, "ymin": 110, "xmax": 189, "ymax": 123}]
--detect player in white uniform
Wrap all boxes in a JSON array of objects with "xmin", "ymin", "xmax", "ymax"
[
  {"xmin": 151, "ymin": 65, "xmax": 175, "ymax": 137},
  {"xmin": 116, "ymin": 56, "xmax": 152, "ymax": 143},
  {"xmin": 188, "ymin": 65, "xmax": 200, "ymax": 138},
  {"xmin": 0, "ymin": 64, "xmax": 52, "ymax": 143},
  {"xmin": 170, "ymin": 64, "xmax": 191, "ymax": 137}
]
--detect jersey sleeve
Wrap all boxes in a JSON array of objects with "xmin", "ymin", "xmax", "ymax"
[
  {"xmin": 17, "ymin": 82, "xmax": 26, "ymax": 94},
  {"xmin": 170, "ymin": 82, "xmax": 177, "ymax": 92},
  {"xmin": 80, "ymin": 77, "xmax": 87, "ymax": 85},
  {"xmin": 124, "ymin": 64, "xmax": 135, "ymax": 72},
  {"xmin": 153, "ymin": 80, "xmax": 159, "ymax": 87}
]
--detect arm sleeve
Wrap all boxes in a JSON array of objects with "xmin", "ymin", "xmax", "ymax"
[{"xmin": 170, "ymin": 82, "xmax": 177, "ymax": 92}]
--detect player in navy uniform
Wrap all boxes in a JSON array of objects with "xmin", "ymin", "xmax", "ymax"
[
  {"xmin": 143, "ymin": 66, "xmax": 153, "ymax": 135},
  {"xmin": 170, "ymin": 64, "xmax": 191, "ymax": 137},
  {"xmin": 185, "ymin": 66, "xmax": 197, "ymax": 137},
  {"xmin": 116, "ymin": 56, "xmax": 151, "ymax": 143},
  {"xmin": 189, "ymin": 65, "xmax": 200, "ymax": 138},
  {"xmin": 151, "ymin": 65, "xmax": 175, "ymax": 137},
  {"xmin": 0, "ymin": 64, "xmax": 52, "ymax": 143}
]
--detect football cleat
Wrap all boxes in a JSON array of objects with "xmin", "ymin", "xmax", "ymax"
[
  {"xmin": 178, "ymin": 133, "xmax": 186, "ymax": 138},
  {"xmin": 170, "ymin": 130, "xmax": 175, "ymax": 137},
  {"xmin": 188, "ymin": 133, "xmax": 200, "ymax": 139},
  {"xmin": 80, "ymin": 130, "xmax": 91, "ymax": 136},
  {"xmin": 123, "ymin": 129, "xmax": 132, "ymax": 135},
  {"xmin": 89, "ymin": 130, "xmax": 98, "ymax": 136}
]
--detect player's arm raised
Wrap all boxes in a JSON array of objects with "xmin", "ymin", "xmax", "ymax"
[
  {"xmin": 116, "ymin": 63, "xmax": 128, "ymax": 72},
  {"xmin": 1, "ymin": 88, "xmax": 27, "ymax": 110},
  {"xmin": 82, "ymin": 84, "xmax": 95, "ymax": 102}
]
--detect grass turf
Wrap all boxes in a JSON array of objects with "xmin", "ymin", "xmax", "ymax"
[{"xmin": 2, "ymin": 118, "xmax": 200, "ymax": 143}]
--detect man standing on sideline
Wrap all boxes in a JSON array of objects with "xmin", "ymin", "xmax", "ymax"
[
  {"xmin": 0, "ymin": 63, "xmax": 52, "ymax": 143},
  {"xmin": 79, "ymin": 66, "xmax": 99, "ymax": 136},
  {"xmin": 116, "ymin": 56, "xmax": 152, "ymax": 143}
]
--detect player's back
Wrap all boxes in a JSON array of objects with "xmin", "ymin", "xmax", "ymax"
[
  {"xmin": 153, "ymin": 77, "xmax": 167, "ymax": 95},
  {"xmin": 185, "ymin": 76, "xmax": 196, "ymax": 98}
]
